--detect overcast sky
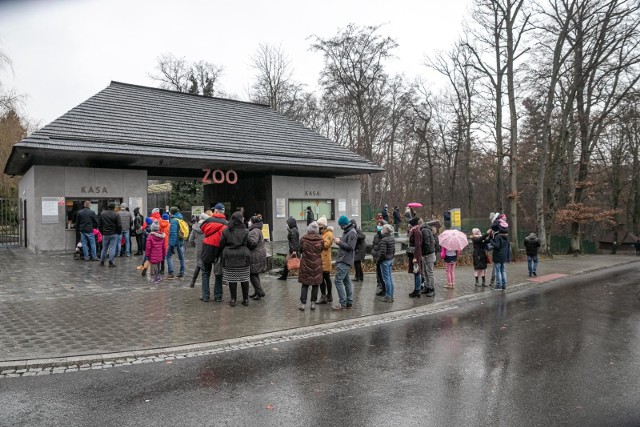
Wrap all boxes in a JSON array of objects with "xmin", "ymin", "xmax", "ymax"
[{"xmin": 0, "ymin": 0, "xmax": 471, "ymax": 126}]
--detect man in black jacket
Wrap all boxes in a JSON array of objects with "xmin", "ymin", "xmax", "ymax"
[
  {"xmin": 278, "ymin": 216, "xmax": 300, "ymax": 280},
  {"xmin": 75, "ymin": 201, "xmax": 99, "ymax": 261},
  {"xmin": 99, "ymin": 202, "xmax": 122, "ymax": 267}
]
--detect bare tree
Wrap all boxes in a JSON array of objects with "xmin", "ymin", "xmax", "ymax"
[
  {"xmin": 310, "ymin": 24, "xmax": 398, "ymax": 204},
  {"xmin": 249, "ymin": 43, "xmax": 305, "ymax": 117},
  {"xmin": 149, "ymin": 53, "xmax": 223, "ymax": 96}
]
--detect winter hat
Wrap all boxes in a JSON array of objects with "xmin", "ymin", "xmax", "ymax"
[
  {"xmin": 317, "ymin": 216, "xmax": 328, "ymax": 227},
  {"xmin": 307, "ymin": 221, "xmax": 320, "ymax": 234},
  {"xmin": 472, "ymin": 228, "xmax": 481, "ymax": 236},
  {"xmin": 120, "ymin": 203, "xmax": 127, "ymax": 209},
  {"xmin": 199, "ymin": 213, "xmax": 210, "ymax": 221},
  {"xmin": 491, "ymin": 212, "xmax": 501, "ymax": 223},
  {"xmin": 152, "ymin": 207, "xmax": 160, "ymax": 215},
  {"xmin": 338, "ymin": 215, "xmax": 350, "ymax": 227},
  {"xmin": 145, "ymin": 217, "xmax": 153, "ymax": 226},
  {"xmin": 249, "ymin": 215, "xmax": 262, "ymax": 224},
  {"xmin": 150, "ymin": 221, "xmax": 159, "ymax": 232},
  {"xmin": 306, "ymin": 205, "xmax": 312, "ymax": 211},
  {"xmin": 409, "ymin": 217, "xmax": 420, "ymax": 227},
  {"xmin": 214, "ymin": 203, "xmax": 225, "ymax": 211},
  {"xmin": 528, "ymin": 232, "xmax": 537, "ymax": 239},
  {"xmin": 169, "ymin": 206, "xmax": 179, "ymax": 214},
  {"xmin": 382, "ymin": 224, "xmax": 394, "ymax": 235},
  {"xmin": 161, "ymin": 213, "xmax": 170, "ymax": 220}
]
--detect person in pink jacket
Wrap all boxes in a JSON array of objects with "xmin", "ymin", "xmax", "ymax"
[
  {"xmin": 441, "ymin": 245, "xmax": 460, "ymax": 288},
  {"xmin": 145, "ymin": 221, "xmax": 166, "ymax": 284}
]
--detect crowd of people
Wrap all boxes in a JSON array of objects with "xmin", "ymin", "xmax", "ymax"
[{"xmin": 75, "ymin": 198, "xmax": 544, "ymax": 310}]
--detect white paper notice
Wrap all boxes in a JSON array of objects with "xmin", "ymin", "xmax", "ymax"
[
  {"xmin": 338, "ymin": 199, "xmax": 347, "ymax": 213},
  {"xmin": 276, "ymin": 198, "xmax": 286, "ymax": 218}
]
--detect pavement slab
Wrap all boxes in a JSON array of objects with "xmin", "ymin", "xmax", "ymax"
[{"xmin": 0, "ymin": 246, "xmax": 638, "ymax": 369}]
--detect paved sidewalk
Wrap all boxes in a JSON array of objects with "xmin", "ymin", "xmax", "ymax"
[{"xmin": 0, "ymin": 247, "xmax": 638, "ymax": 366}]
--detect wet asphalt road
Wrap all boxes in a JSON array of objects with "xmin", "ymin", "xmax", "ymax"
[{"xmin": 1, "ymin": 263, "xmax": 639, "ymax": 427}]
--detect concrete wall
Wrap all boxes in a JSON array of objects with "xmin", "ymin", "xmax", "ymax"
[
  {"xmin": 18, "ymin": 166, "xmax": 147, "ymax": 253},
  {"xmin": 270, "ymin": 175, "xmax": 361, "ymax": 241}
]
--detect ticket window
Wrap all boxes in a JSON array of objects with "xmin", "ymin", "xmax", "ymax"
[{"xmin": 66, "ymin": 199, "xmax": 122, "ymax": 229}]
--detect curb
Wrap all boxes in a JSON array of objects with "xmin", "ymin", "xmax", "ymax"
[{"xmin": 1, "ymin": 258, "xmax": 638, "ymax": 374}]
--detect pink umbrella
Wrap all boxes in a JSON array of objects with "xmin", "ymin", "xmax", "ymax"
[
  {"xmin": 406, "ymin": 202, "xmax": 423, "ymax": 208},
  {"xmin": 438, "ymin": 229, "xmax": 469, "ymax": 251}
]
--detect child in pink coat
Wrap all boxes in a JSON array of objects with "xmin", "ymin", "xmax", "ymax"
[
  {"xmin": 145, "ymin": 221, "xmax": 166, "ymax": 283},
  {"xmin": 441, "ymin": 245, "xmax": 460, "ymax": 288}
]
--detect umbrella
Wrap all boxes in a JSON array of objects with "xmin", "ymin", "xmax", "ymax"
[
  {"xmin": 406, "ymin": 202, "xmax": 423, "ymax": 208},
  {"xmin": 438, "ymin": 229, "xmax": 469, "ymax": 251}
]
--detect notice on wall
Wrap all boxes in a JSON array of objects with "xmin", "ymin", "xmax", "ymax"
[
  {"xmin": 42, "ymin": 197, "xmax": 60, "ymax": 224},
  {"xmin": 350, "ymin": 199, "xmax": 360, "ymax": 217},
  {"xmin": 276, "ymin": 198, "xmax": 286, "ymax": 218},
  {"xmin": 338, "ymin": 199, "xmax": 347, "ymax": 214},
  {"xmin": 128, "ymin": 196, "xmax": 143, "ymax": 212}
]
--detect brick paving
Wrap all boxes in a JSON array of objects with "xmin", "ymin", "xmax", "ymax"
[{"xmin": 0, "ymin": 246, "xmax": 638, "ymax": 375}]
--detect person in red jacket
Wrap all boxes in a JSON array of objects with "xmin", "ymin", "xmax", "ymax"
[
  {"xmin": 199, "ymin": 203, "xmax": 228, "ymax": 302},
  {"xmin": 145, "ymin": 221, "xmax": 166, "ymax": 284}
]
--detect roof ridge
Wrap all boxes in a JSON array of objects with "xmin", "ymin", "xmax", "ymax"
[{"xmin": 109, "ymin": 81, "xmax": 271, "ymax": 108}]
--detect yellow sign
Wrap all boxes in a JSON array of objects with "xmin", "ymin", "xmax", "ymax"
[
  {"xmin": 451, "ymin": 208, "xmax": 461, "ymax": 229},
  {"xmin": 262, "ymin": 224, "xmax": 270, "ymax": 241}
]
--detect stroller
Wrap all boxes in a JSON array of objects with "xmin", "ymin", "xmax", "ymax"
[{"xmin": 74, "ymin": 241, "xmax": 83, "ymax": 260}]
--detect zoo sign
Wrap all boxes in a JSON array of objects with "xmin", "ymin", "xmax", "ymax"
[{"xmin": 201, "ymin": 169, "xmax": 238, "ymax": 185}]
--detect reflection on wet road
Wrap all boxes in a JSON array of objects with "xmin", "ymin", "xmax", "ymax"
[{"xmin": 1, "ymin": 264, "xmax": 639, "ymax": 426}]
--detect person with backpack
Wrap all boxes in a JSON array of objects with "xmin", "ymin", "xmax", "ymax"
[
  {"xmin": 332, "ymin": 215, "xmax": 357, "ymax": 310},
  {"xmin": 490, "ymin": 218, "xmax": 510, "ymax": 290},
  {"xmin": 377, "ymin": 223, "xmax": 396, "ymax": 303},
  {"xmin": 420, "ymin": 220, "xmax": 437, "ymax": 297},
  {"xmin": 166, "ymin": 206, "xmax": 187, "ymax": 279}
]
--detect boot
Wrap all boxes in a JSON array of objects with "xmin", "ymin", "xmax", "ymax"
[
  {"xmin": 475, "ymin": 277, "xmax": 480, "ymax": 287},
  {"xmin": 425, "ymin": 287, "xmax": 435, "ymax": 297},
  {"xmin": 318, "ymin": 295, "xmax": 328, "ymax": 304},
  {"xmin": 481, "ymin": 277, "xmax": 487, "ymax": 287},
  {"xmin": 241, "ymin": 281, "xmax": 250, "ymax": 302},
  {"xmin": 408, "ymin": 290, "xmax": 421, "ymax": 298}
]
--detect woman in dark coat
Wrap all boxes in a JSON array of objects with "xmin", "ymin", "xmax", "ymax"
[
  {"xmin": 352, "ymin": 219, "xmax": 366, "ymax": 282},
  {"xmin": 247, "ymin": 216, "xmax": 267, "ymax": 300},
  {"xmin": 277, "ymin": 216, "xmax": 300, "ymax": 280},
  {"xmin": 471, "ymin": 228, "xmax": 491, "ymax": 287},
  {"xmin": 372, "ymin": 219, "xmax": 386, "ymax": 296},
  {"xmin": 298, "ymin": 221, "xmax": 324, "ymax": 311},
  {"xmin": 219, "ymin": 211, "xmax": 251, "ymax": 307}
]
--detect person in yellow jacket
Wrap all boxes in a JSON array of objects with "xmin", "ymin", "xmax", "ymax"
[{"xmin": 317, "ymin": 216, "xmax": 334, "ymax": 304}]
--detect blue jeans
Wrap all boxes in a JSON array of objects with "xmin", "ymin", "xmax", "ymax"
[
  {"xmin": 80, "ymin": 231, "xmax": 97, "ymax": 260},
  {"xmin": 166, "ymin": 241, "xmax": 185, "ymax": 275},
  {"xmin": 100, "ymin": 234, "xmax": 119, "ymax": 264},
  {"xmin": 334, "ymin": 262, "xmax": 353, "ymax": 307},
  {"xmin": 527, "ymin": 256, "xmax": 538, "ymax": 275},
  {"xmin": 414, "ymin": 272, "xmax": 422, "ymax": 292},
  {"xmin": 119, "ymin": 230, "xmax": 131, "ymax": 256},
  {"xmin": 494, "ymin": 263, "xmax": 507, "ymax": 289},
  {"xmin": 380, "ymin": 259, "xmax": 393, "ymax": 298},
  {"xmin": 201, "ymin": 261, "xmax": 224, "ymax": 300}
]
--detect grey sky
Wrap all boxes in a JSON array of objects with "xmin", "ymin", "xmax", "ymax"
[{"xmin": 0, "ymin": 0, "xmax": 470, "ymax": 125}]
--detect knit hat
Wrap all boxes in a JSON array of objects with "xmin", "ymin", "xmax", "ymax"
[
  {"xmin": 249, "ymin": 215, "xmax": 262, "ymax": 224},
  {"xmin": 120, "ymin": 203, "xmax": 127, "ymax": 209},
  {"xmin": 145, "ymin": 217, "xmax": 153, "ymax": 226},
  {"xmin": 199, "ymin": 213, "xmax": 210, "ymax": 221},
  {"xmin": 338, "ymin": 215, "xmax": 350, "ymax": 227},
  {"xmin": 150, "ymin": 221, "xmax": 159, "ymax": 232},
  {"xmin": 382, "ymin": 224, "xmax": 394, "ymax": 235},
  {"xmin": 472, "ymin": 228, "xmax": 481, "ymax": 236},
  {"xmin": 317, "ymin": 216, "xmax": 328, "ymax": 227},
  {"xmin": 491, "ymin": 212, "xmax": 501, "ymax": 223},
  {"xmin": 307, "ymin": 221, "xmax": 320, "ymax": 234},
  {"xmin": 169, "ymin": 206, "xmax": 179, "ymax": 214},
  {"xmin": 214, "ymin": 203, "xmax": 225, "ymax": 211},
  {"xmin": 152, "ymin": 208, "xmax": 160, "ymax": 215},
  {"xmin": 161, "ymin": 213, "xmax": 170, "ymax": 220}
]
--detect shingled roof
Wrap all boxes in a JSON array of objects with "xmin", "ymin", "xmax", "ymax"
[{"xmin": 4, "ymin": 81, "xmax": 384, "ymax": 177}]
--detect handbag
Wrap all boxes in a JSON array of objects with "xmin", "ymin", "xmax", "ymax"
[
  {"xmin": 486, "ymin": 252, "xmax": 492, "ymax": 264},
  {"xmin": 406, "ymin": 246, "xmax": 415, "ymax": 256},
  {"xmin": 287, "ymin": 253, "xmax": 300, "ymax": 270}
]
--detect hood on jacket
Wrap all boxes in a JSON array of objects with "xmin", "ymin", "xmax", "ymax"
[
  {"xmin": 286, "ymin": 216, "xmax": 297, "ymax": 230},
  {"xmin": 526, "ymin": 233, "xmax": 538, "ymax": 241},
  {"xmin": 171, "ymin": 212, "xmax": 184, "ymax": 220}
]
